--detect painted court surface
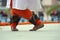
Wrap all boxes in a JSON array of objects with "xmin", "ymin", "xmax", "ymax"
[{"xmin": 0, "ymin": 23, "xmax": 60, "ymax": 40}]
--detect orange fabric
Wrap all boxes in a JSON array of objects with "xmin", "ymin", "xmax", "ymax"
[
  {"xmin": 36, "ymin": 19, "xmax": 43, "ymax": 25},
  {"xmin": 11, "ymin": 9, "xmax": 32, "ymax": 20},
  {"xmin": 10, "ymin": 0, "xmax": 32, "ymax": 20},
  {"xmin": 11, "ymin": 22, "xmax": 17, "ymax": 29},
  {"xmin": 10, "ymin": 0, "xmax": 12, "ymax": 9}
]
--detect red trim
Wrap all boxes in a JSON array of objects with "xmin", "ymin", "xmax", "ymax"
[{"xmin": 0, "ymin": 22, "xmax": 60, "ymax": 26}]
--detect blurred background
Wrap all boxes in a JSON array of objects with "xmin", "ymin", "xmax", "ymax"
[
  {"xmin": 0, "ymin": 1, "xmax": 60, "ymax": 40},
  {"xmin": 0, "ymin": 0, "xmax": 60, "ymax": 26}
]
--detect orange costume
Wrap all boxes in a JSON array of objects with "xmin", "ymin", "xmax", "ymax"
[{"xmin": 10, "ymin": 0, "xmax": 44, "ymax": 31}]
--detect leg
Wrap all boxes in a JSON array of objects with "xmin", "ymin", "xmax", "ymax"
[
  {"xmin": 29, "ymin": 13, "xmax": 44, "ymax": 31},
  {"xmin": 10, "ymin": 15, "xmax": 21, "ymax": 31},
  {"xmin": 10, "ymin": 9, "xmax": 32, "ymax": 31}
]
